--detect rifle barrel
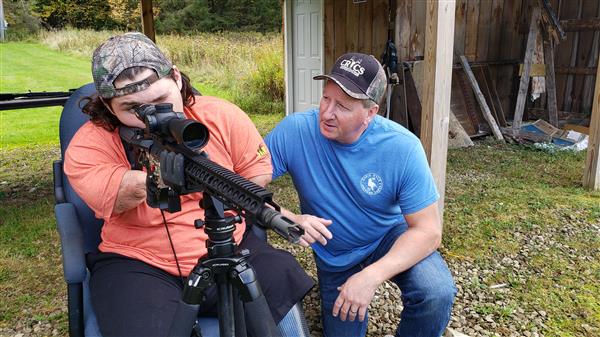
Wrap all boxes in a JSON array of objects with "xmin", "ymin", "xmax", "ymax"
[{"xmin": 0, "ymin": 97, "xmax": 70, "ymax": 110}]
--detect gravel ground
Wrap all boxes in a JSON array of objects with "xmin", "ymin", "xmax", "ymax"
[
  {"xmin": 272, "ymin": 216, "xmax": 600, "ymax": 337},
  {"xmin": 1, "ymin": 218, "xmax": 597, "ymax": 337}
]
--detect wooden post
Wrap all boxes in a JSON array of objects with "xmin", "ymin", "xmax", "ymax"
[
  {"xmin": 583, "ymin": 59, "xmax": 600, "ymax": 190},
  {"xmin": 513, "ymin": 7, "xmax": 541, "ymax": 132},
  {"xmin": 421, "ymin": 0, "xmax": 456, "ymax": 218},
  {"xmin": 542, "ymin": 30, "xmax": 559, "ymax": 127},
  {"xmin": 141, "ymin": 0, "xmax": 156, "ymax": 42},
  {"xmin": 459, "ymin": 55, "xmax": 504, "ymax": 141}
]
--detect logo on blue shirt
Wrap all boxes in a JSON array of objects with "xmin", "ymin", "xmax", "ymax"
[{"xmin": 360, "ymin": 173, "xmax": 383, "ymax": 195}]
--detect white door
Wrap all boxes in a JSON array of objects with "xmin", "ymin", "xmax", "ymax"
[{"xmin": 291, "ymin": 0, "xmax": 323, "ymax": 113}]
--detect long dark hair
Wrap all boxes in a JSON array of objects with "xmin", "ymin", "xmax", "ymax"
[{"xmin": 81, "ymin": 67, "xmax": 196, "ymax": 131}]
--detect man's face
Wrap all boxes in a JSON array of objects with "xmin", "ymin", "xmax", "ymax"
[
  {"xmin": 319, "ymin": 81, "xmax": 376, "ymax": 144},
  {"xmin": 109, "ymin": 67, "xmax": 184, "ymax": 128}
]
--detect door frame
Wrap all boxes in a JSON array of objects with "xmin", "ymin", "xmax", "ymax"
[{"xmin": 284, "ymin": 0, "xmax": 325, "ymax": 115}]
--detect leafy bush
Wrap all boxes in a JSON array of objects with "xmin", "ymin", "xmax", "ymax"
[
  {"xmin": 248, "ymin": 49, "xmax": 285, "ymax": 102},
  {"xmin": 155, "ymin": 0, "xmax": 282, "ymax": 34},
  {"xmin": 2, "ymin": 0, "xmax": 41, "ymax": 41},
  {"xmin": 233, "ymin": 47, "xmax": 285, "ymax": 114},
  {"xmin": 32, "ymin": 0, "xmax": 119, "ymax": 30}
]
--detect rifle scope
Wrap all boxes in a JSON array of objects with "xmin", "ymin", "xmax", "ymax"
[{"xmin": 135, "ymin": 103, "xmax": 209, "ymax": 150}]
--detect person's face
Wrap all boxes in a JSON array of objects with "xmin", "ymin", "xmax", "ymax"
[
  {"xmin": 319, "ymin": 80, "xmax": 378, "ymax": 144},
  {"xmin": 108, "ymin": 67, "xmax": 184, "ymax": 128}
]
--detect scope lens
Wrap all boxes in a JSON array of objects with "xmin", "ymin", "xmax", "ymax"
[{"xmin": 169, "ymin": 119, "xmax": 209, "ymax": 150}]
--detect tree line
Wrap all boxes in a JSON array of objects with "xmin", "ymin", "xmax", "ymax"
[{"xmin": 4, "ymin": 0, "xmax": 282, "ymax": 35}]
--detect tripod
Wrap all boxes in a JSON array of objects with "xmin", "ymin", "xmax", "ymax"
[
  {"xmin": 119, "ymin": 106, "xmax": 305, "ymax": 337},
  {"xmin": 168, "ymin": 193, "xmax": 282, "ymax": 337}
]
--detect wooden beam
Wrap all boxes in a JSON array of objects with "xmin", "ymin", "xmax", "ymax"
[
  {"xmin": 555, "ymin": 66, "xmax": 598, "ymax": 75},
  {"xmin": 583, "ymin": 57, "xmax": 600, "ymax": 190},
  {"xmin": 561, "ymin": 19, "xmax": 600, "ymax": 32},
  {"xmin": 395, "ymin": 0, "xmax": 412, "ymax": 61},
  {"xmin": 141, "ymin": 0, "xmax": 156, "ymax": 42},
  {"xmin": 513, "ymin": 7, "xmax": 541, "ymax": 132},
  {"xmin": 459, "ymin": 55, "xmax": 504, "ymax": 141},
  {"xmin": 543, "ymin": 30, "xmax": 559, "ymax": 127},
  {"xmin": 541, "ymin": 0, "xmax": 566, "ymax": 41},
  {"xmin": 421, "ymin": 0, "xmax": 455, "ymax": 217}
]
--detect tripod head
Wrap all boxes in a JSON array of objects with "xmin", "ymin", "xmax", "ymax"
[{"xmin": 119, "ymin": 103, "xmax": 303, "ymax": 244}]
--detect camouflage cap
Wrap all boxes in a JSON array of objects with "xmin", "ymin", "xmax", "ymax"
[
  {"xmin": 92, "ymin": 32, "xmax": 173, "ymax": 99},
  {"xmin": 314, "ymin": 53, "xmax": 386, "ymax": 105}
]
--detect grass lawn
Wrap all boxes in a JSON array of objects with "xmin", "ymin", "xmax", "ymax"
[
  {"xmin": 1, "ymin": 42, "xmax": 92, "ymax": 147},
  {"xmin": 1, "ymin": 42, "xmax": 599, "ymax": 336}
]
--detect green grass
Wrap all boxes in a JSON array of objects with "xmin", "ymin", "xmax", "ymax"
[
  {"xmin": 442, "ymin": 140, "xmax": 600, "ymax": 336},
  {"xmin": 0, "ymin": 42, "xmax": 92, "ymax": 147},
  {"xmin": 0, "ymin": 194, "xmax": 67, "ymax": 332}
]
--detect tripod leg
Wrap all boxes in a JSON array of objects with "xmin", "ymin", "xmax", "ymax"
[
  {"xmin": 243, "ymin": 294, "xmax": 281, "ymax": 337},
  {"xmin": 233, "ymin": 287, "xmax": 247, "ymax": 337},
  {"xmin": 168, "ymin": 300, "xmax": 200, "ymax": 337},
  {"xmin": 277, "ymin": 302, "xmax": 310, "ymax": 337},
  {"xmin": 231, "ymin": 263, "xmax": 281, "ymax": 337},
  {"xmin": 217, "ymin": 277, "xmax": 236, "ymax": 337}
]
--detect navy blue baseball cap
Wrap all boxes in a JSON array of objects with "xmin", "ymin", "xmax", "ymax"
[{"xmin": 314, "ymin": 53, "xmax": 386, "ymax": 105}]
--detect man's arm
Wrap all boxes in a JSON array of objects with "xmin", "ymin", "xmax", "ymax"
[
  {"xmin": 361, "ymin": 202, "xmax": 441, "ymax": 281},
  {"xmin": 280, "ymin": 208, "xmax": 333, "ymax": 247},
  {"xmin": 333, "ymin": 202, "xmax": 442, "ymax": 322}
]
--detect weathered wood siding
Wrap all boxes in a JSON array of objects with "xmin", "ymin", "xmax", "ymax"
[{"xmin": 323, "ymin": 0, "xmax": 599, "ymax": 118}]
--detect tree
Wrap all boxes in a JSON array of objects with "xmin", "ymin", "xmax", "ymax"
[
  {"xmin": 31, "ymin": 0, "xmax": 118, "ymax": 30},
  {"xmin": 107, "ymin": 0, "xmax": 141, "ymax": 31},
  {"xmin": 4, "ymin": 0, "xmax": 41, "ymax": 34},
  {"xmin": 154, "ymin": 0, "xmax": 282, "ymax": 34}
]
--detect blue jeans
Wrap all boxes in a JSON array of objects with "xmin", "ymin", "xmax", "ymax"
[{"xmin": 316, "ymin": 224, "xmax": 456, "ymax": 337}]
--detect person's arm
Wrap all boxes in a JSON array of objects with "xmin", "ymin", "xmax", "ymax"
[
  {"xmin": 113, "ymin": 170, "xmax": 147, "ymax": 214},
  {"xmin": 279, "ymin": 208, "xmax": 333, "ymax": 247},
  {"xmin": 248, "ymin": 174, "xmax": 271, "ymax": 188},
  {"xmin": 332, "ymin": 202, "xmax": 442, "ymax": 322}
]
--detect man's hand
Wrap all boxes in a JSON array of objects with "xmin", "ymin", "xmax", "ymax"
[
  {"xmin": 332, "ymin": 270, "xmax": 380, "ymax": 322},
  {"xmin": 294, "ymin": 214, "xmax": 333, "ymax": 247}
]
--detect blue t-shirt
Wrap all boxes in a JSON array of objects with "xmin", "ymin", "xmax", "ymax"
[{"xmin": 265, "ymin": 109, "xmax": 439, "ymax": 271}]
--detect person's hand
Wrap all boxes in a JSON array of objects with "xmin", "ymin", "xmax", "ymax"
[
  {"xmin": 295, "ymin": 214, "xmax": 333, "ymax": 247},
  {"xmin": 332, "ymin": 270, "xmax": 380, "ymax": 322}
]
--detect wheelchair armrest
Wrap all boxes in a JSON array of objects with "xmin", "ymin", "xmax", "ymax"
[{"xmin": 55, "ymin": 203, "xmax": 87, "ymax": 284}]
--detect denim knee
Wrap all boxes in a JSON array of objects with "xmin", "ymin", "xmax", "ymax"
[{"xmin": 402, "ymin": 278, "xmax": 456, "ymax": 311}]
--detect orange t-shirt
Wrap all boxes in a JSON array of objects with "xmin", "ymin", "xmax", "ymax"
[{"xmin": 64, "ymin": 96, "xmax": 272, "ymax": 276}]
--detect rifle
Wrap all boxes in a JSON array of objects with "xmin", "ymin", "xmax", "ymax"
[
  {"xmin": 119, "ymin": 102, "xmax": 302, "ymax": 336},
  {"xmin": 0, "ymin": 90, "xmax": 76, "ymax": 110},
  {"xmin": 119, "ymin": 102, "xmax": 303, "ymax": 243}
]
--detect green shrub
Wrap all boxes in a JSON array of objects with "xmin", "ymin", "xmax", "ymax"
[
  {"xmin": 248, "ymin": 49, "xmax": 285, "ymax": 102},
  {"xmin": 3, "ymin": 28, "xmax": 39, "ymax": 42},
  {"xmin": 2, "ymin": 0, "xmax": 41, "ymax": 42},
  {"xmin": 232, "ymin": 47, "xmax": 285, "ymax": 114}
]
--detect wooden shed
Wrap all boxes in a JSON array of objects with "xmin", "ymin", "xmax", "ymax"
[{"xmin": 281, "ymin": 0, "xmax": 600, "ymax": 195}]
